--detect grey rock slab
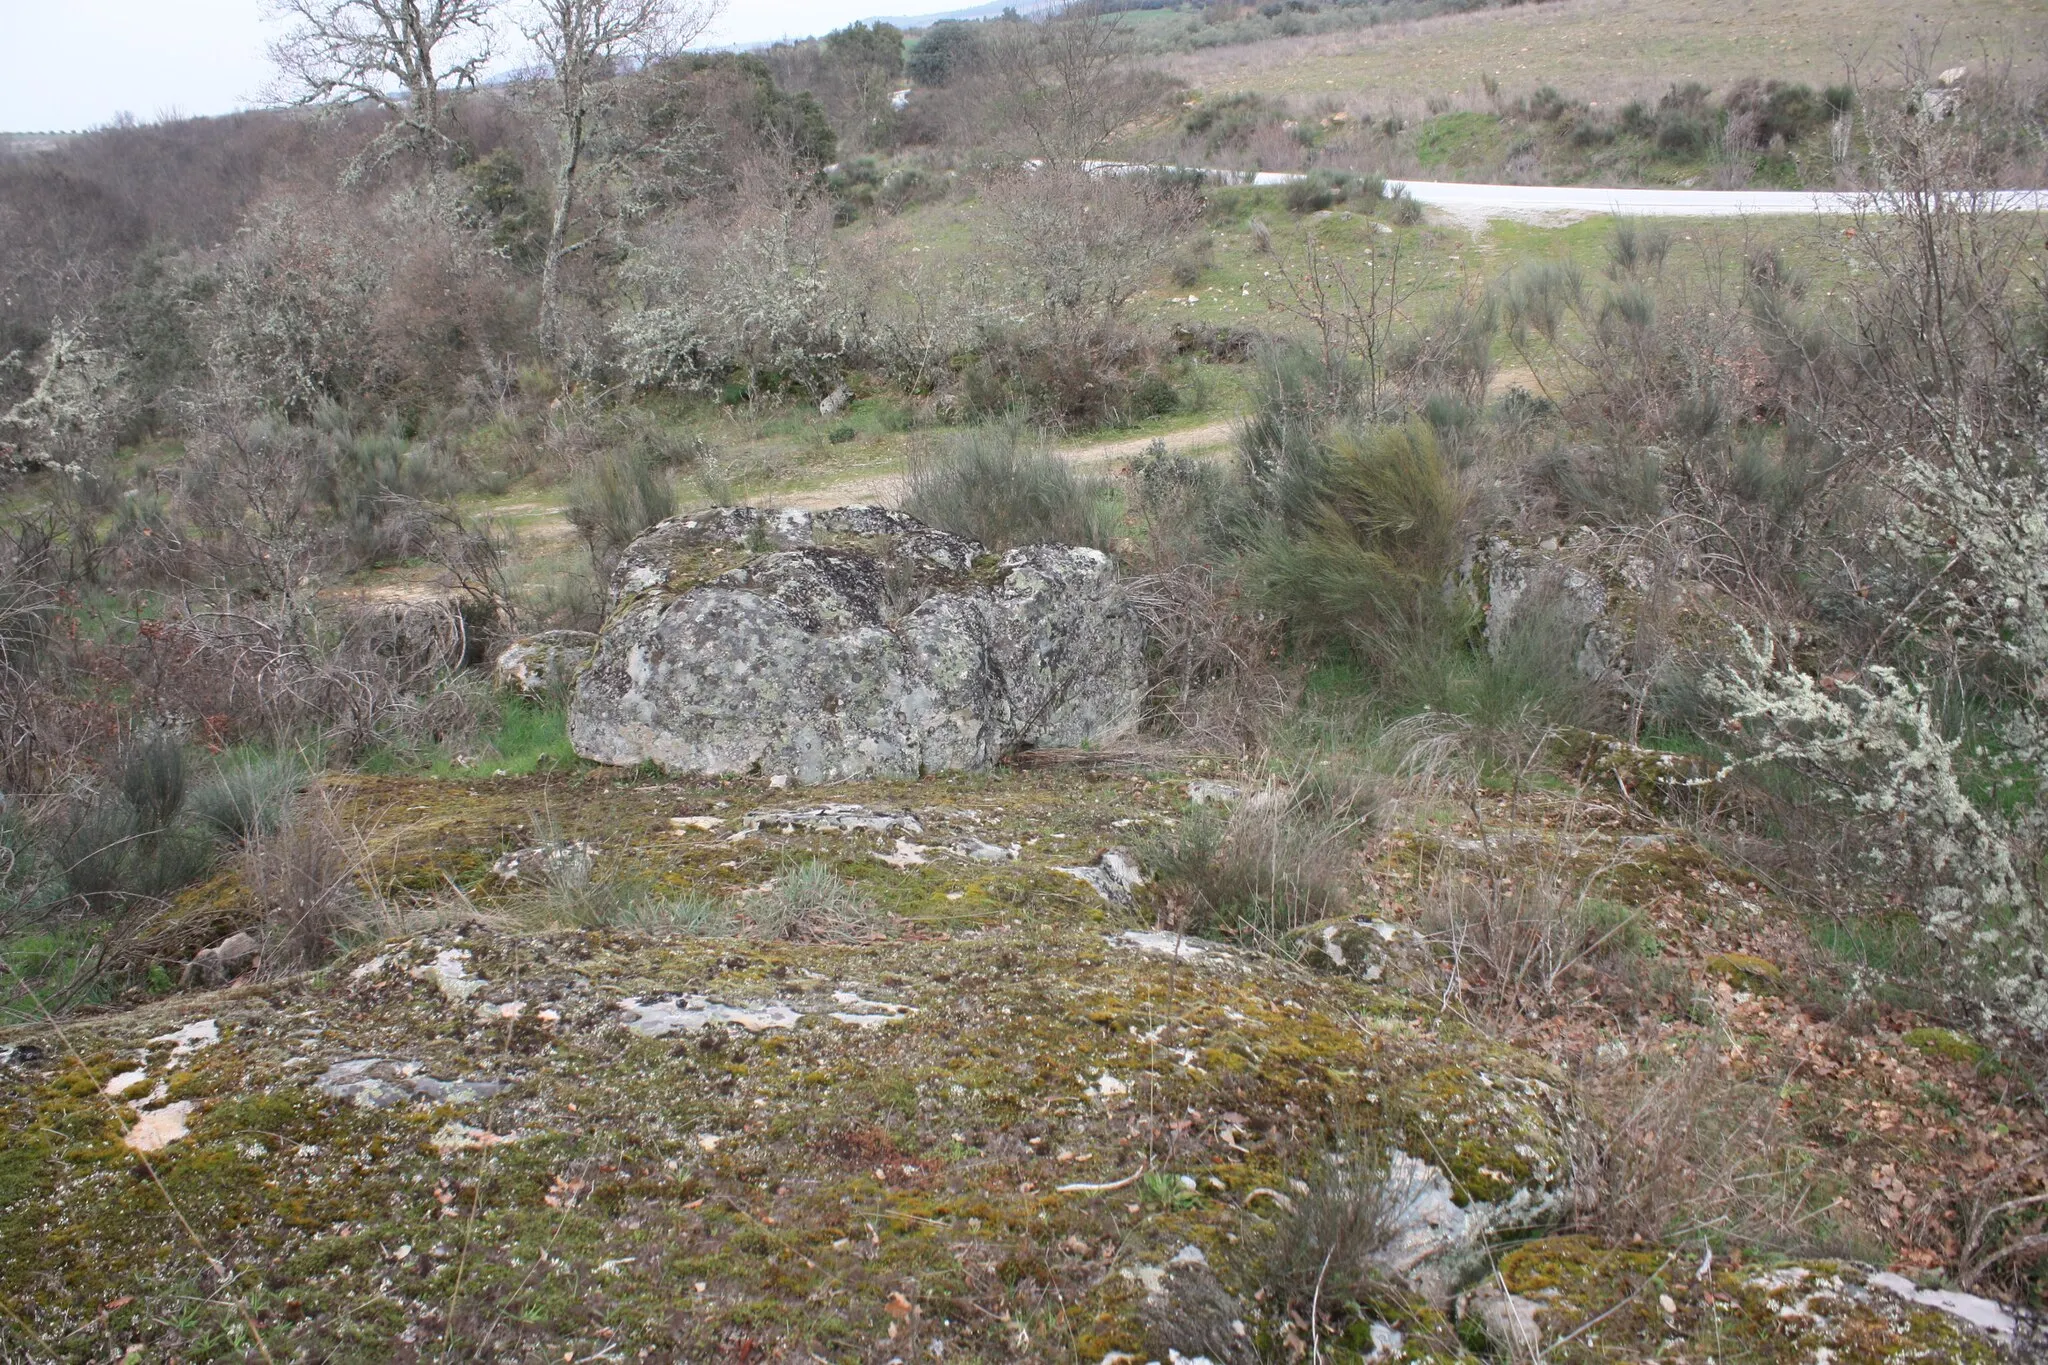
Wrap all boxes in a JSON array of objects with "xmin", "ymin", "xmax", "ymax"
[
  {"xmin": 619, "ymin": 991, "xmax": 917, "ymax": 1037},
  {"xmin": 182, "ymin": 931, "xmax": 261, "ymax": 989},
  {"xmin": 742, "ymin": 804, "xmax": 923, "ymax": 835},
  {"xmin": 569, "ymin": 506, "xmax": 1145, "ymax": 780},
  {"xmin": 315, "ymin": 1058, "xmax": 510, "ymax": 1110},
  {"xmin": 1056, "ymin": 850, "xmax": 1144, "ymax": 905},
  {"xmin": 493, "ymin": 630, "xmax": 598, "ymax": 699}
]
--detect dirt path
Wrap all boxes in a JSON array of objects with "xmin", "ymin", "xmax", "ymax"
[{"xmin": 780, "ymin": 417, "xmax": 1239, "ymax": 510}]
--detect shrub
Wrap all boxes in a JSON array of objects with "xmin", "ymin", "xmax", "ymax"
[
  {"xmin": 1574, "ymin": 1040, "xmax": 1850, "ymax": 1253},
  {"xmin": 1528, "ymin": 85, "xmax": 1571, "ymax": 122},
  {"xmin": 1606, "ymin": 218, "xmax": 1672, "ymax": 278},
  {"xmin": 242, "ymin": 789, "xmax": 363, "ymax": 971},
  {"xmin": 610, "ymin": 891, "xmax": 733, "ymax": 934},
  {"xmin": 904, "ymin": 422, "xmax": 1118, "ymax": 551},
  {"xmin": 746, "ymin": 860, "xmax": 883, "ymax": 942},
  {"xmin": 567, "ymin": 448, "xmax": 676, "ymax": 581},
  {"xmin": 1265, "ymin": 1138, "xmax": 1424, "ymax": 1311},
  {"xmin": 188, "ymin": 751, "xmax": 306, "ymax": 843},
  {"xmin": 1250, "ymin": 421, "xmax": 1470, "ymax": 658},
  {"xmin": 827, "ymin": 424, "xmax": 857, "ymax": 444},
  {"xmin": 1142, "ymin": 768, "xmax": 1380, "ymax": 937},
  {"xmin": 1422, "ymin": 861, "xmax": 1649, "ymax": 1014},
  {"xmin": 1385, "ymin": 187, "xmax": 1423, "ymax": 226},
  {"xmin": 1655, "ymin": 112, "xmax": 1712, "ymax": 157}
]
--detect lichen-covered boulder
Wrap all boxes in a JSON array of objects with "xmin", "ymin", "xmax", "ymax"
[
  {"xmin": 568, "ymin": 506, "xmax": 1146, "ymax": 780},
  {"xmin": 1486, "ymin": 1237, "xmax": 2021, "ymax": 1361},
  {"xmin": 492, "ymin": 629, "xmax": 597, "ymax": 698}
]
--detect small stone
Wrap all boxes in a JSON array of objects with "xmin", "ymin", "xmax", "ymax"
[
  {"xmin": 670, "ymin": 815, "xmax": 725, "ymax": 831},
  {"xmin": 181, "ymin": 931, "xmax": 260, "ymax": 989},
  {"xmin": 492, "ymin": 630, "xmax": 597, "ymax": 699},
  {"xmin": 123, "ymin": 1101, "xmax": 193, "ymax": 1153},
  {"xmin": 102, "ymin": 1067, "xmax": 149, "ymax": 1097},
  {"xmin": 149, "ymin": 1020, "xmax": 219, "ymax": 1057},
  {"xmin": 430, "ymin": 1123, "xmax": 519, "ymax": 1155},
  {"xmin": 414, "ymin": 948, "xmax": 482, "ymax": 1002}
]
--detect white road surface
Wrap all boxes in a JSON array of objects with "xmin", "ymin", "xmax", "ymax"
[{"xmin": 1089, "ymin": 161, "xmax": 2048, "ymax": 225}]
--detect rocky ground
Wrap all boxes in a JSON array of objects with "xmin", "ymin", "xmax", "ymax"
[{"xmin": 1, "ymin": 757, "xmax": 2039, "ymax": 1362}]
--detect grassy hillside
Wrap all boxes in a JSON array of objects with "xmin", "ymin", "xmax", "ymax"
[{"xmin": 1161, "ymin": 0, "xmax": 2048, "ymax": 109}]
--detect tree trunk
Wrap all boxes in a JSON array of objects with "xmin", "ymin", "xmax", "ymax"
[{"xmin": 539, "ymin": 103, "xmax": 586, "ymax": 358}]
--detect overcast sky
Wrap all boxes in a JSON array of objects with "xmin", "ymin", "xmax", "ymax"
[{"xmin": 0, "ymin": 0, "xmax": 922, "ymax": 132}]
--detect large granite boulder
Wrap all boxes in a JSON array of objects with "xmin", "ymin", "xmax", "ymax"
[{"xmin": 567, "ymin": 506, "xmax": 1146, "ymax": 781}]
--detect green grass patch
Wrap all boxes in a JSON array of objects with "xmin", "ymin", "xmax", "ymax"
[{"xmin": 1413, "ymin": 111, "xmax": 1503, "ymax": 169}]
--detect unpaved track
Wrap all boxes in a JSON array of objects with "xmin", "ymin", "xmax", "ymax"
[{"xmin": 780, "ymin": 417, "xmax": 1238, "ymax": 510}]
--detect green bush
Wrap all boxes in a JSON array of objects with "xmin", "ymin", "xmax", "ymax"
[
  {"xmin": 567, "ymin": 449, "xmax": 676, "ymax": 579},
  {"xmin": 904, "ymin": 422, "xmax": 1118, "ymax": 552},
  {"xmin": 1250, "ymin": 421, "xmax": 1472, "ymax": 659},
  {"xmin": 188, "ymin": 751, "xmax": 307, "ymax": 842}
]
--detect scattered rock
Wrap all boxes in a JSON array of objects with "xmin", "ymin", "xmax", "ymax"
[
  {"xmin": 123, "ymin": 1101, "xmax": 193, "ymax": 1153},
  {"xmin": 568, "ymin": 506, "xmax": 1146, "ymax": 780},
  {"xmin": 492, "ymin": 630, "xmax": 597, "ymax": 698},
  {"xmin": 951, "ymin": 836, "xmax": 1019, "ymax": 862},
  {"xmin": 314, "ymin": 1059, "xmax": 509, "ymax": 1110},
  {"xmin": 618, "ymin": 991, "xmax": 916, "ymax": 1037},
  {"xmin": 1902, "ymin": 1026, "xmax": 1987, "ymax": 1066},
  {"xmin": 1554, "ymin": 728, "xmax": 1723, "ymax": 816},
  {"xmin": 818, "ymin": 384, "xmax": 851, "ymax": 417},
  {"xmin": 413, "ymin": 948, "xmax": 484, "ymax": 1002},
  {"xmin": 430, "ymin": 1122, "xmax": 520, "ymax": 1155},
  {"xmin": 101, "ymin": 1067, "xmax": 149, "ymax": 1097},
  {"xmin": 1184, "ymin": 780, "xmax": 1242, "ymax": 805},
  {"xmin": 1460, "ymin": 1282, "xmax": 1544, "ymax": 1356},
  {"xmin": 1285, "ymin": 916, "xmax": 1433, "ymax": 987},
  {"xmin": 148, "ymin": 1019, "xmax": 219, "ymax": 1057},
  {"xmin": 1056, "ymin": 850, "xmax": 1144, "ymax": 905},
  {"xmin": 1114, "ymin": 929, "xmax": 1220, "ymax": 960},
  {"xmin": 1371, "ymin": 1150, "xmax": 1542, "ymax": 1305},
  {"xmin": 0, "ymin": 1042, "xmax": 44, "ymax": 1068},
  {"xmin": 491, "ymin": 842, "xmax": 597, "ymax": 882},
  {"xmin": 1495, "ymin": 1238, "xmax": 2014, "ymax": 1361},
  {"xmin": 875, "ymin": 839, "xmax": 930, "ymax": 868},
  {"xmin": 670, "ymin": 814, "xmax": 725, "ymax": 832},
  {"xmin": 1866, "ymin": 1271, "xmax": 2016, "ymax": 1346},
  {"xmin": 1704, "ymin": 951, "xmax": 1781, "ymax": 991},
  {"xmin": 825, "ymin": 991, "xmax": 918, "ymax": 1027},
  {"xmin": 743, "ymin": 804, "xmax": 923, "ymax": 836},
  {"xmin": 619, "ymin": 996, "xmax": 804, "ymax": 1037},
  {"xmin": 181, "ymin": 930, "xmax": 261, "ymax": 989}
]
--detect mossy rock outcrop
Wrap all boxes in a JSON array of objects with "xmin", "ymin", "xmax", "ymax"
[
  {"xmin": 568, "ymin": 506, "xmax": 1146, "ymax": 781},
  {"xmin": 1, "ymin": 919, "xmax": 1569, "ymax": 1361},
  {"xmin": 1485, "ymin": 1236, "xmax": 2017, "ymax": 1362}
]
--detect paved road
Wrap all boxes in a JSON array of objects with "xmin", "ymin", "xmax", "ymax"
[{"xmin": 1092, "ymin": 161, "xmax": 2048, "ymax": 225}]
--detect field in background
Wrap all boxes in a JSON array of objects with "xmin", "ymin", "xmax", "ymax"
[{"xmin": 1161, "ymin": 0, "xmax": 2048, "ymax": 109}]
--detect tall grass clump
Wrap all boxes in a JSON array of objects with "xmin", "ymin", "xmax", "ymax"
[
  {"xmin": 1250, "ymin": 420, "xmax": 1472, "ymax": 671},
  {"xmin": 904, "ymin": 422, "xmax": 1118, "ymax": 551},
  {"xmin": 1143, "ymin": 767, "xmax": 1380, "ymax": 937},
  {"xmin": 746, "ymin": 860, "xmax": 885, "ymax": 942},
  {"xmin": 567, "ymin": 447, "xmax": 677, "ymax": 580}
]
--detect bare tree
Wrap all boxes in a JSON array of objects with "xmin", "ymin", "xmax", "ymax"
[
  {"xmin": 266, "ymin": 0, "xmax": 496, "ymax": 166},
  {"xmin": 524, "ymin": 0, "xmax": 721, "ymax": 356},
  {"xmin": 984, "ymin": 168, "xmax": 1199, "ymax": 328},
  {"xmin": 982, "ymin": 6, "xmax": 1169, "ymax": 166}
]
